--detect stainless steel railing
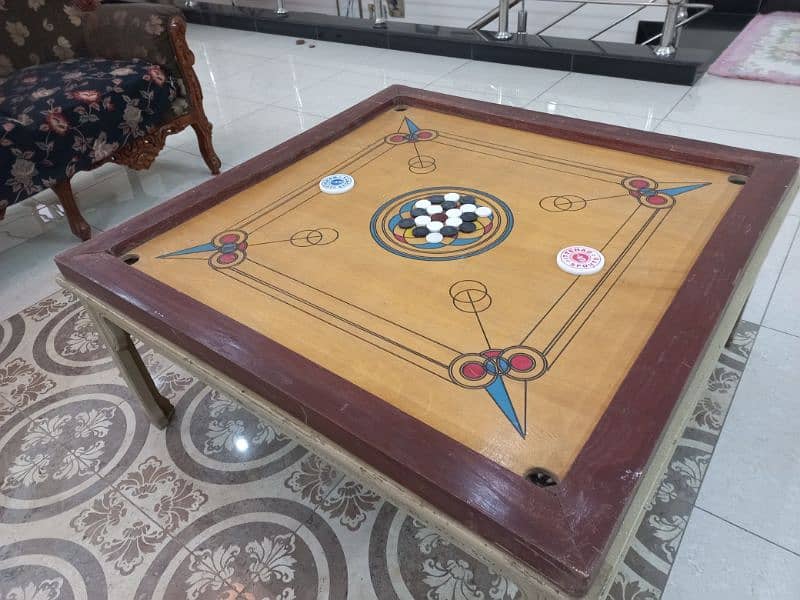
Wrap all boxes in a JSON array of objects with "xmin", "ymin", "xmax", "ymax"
[
  {"xmin": 468, "ymin": 0, "xmax": 524, "ymax": 31},
  {"xmin": 226, "ymin": 0, "xmax": 712, "ymax": 58},
  {"xmin": 467, "ymin": 0, "xmax": 713, "ymax": 57}
]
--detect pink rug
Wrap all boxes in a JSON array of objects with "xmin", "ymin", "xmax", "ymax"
[{"xmin": 709, "ymin": 12, "xmax": 800, "ymax": 85}]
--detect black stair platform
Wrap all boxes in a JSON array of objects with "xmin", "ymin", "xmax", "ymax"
[{"xmin": 179, "ymin": 1, "xmax": 751, "ymax": 85}]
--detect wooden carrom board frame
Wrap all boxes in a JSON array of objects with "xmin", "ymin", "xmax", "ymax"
[{"xmin": 55, "ymin": 86, "xmax": 799, "ymax": 598}]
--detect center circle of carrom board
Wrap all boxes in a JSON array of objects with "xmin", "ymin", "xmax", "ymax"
[{"xmin": 370, "ymin": 187, "xmax": 514, "ymax": 261}]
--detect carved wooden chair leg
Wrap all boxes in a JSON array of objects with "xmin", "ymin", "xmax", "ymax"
[
  {"xmin": 191, "ymin": 120, "xmax": 221, "ymax": 175},
  {"xmin": 53, "ymin": 179, "xmax": 92, "ymax": 241},
  {"xmin": 169, "ymin": 17, "xmax": 222, "ymax": 176}
]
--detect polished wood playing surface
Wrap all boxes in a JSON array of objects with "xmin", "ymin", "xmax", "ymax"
[{"xmin": 130, "ymin": 105, "xmax": 741, "ymax": 480}]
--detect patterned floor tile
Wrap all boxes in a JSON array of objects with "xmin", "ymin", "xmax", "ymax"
[
  {"xmin": 0, "ymin": 355, "xmax": 58, "ymax": 414},
  {"xmin": 0, "ymin": 393, "xmax": 115, "ymax": 524},
  {"xmin": 153, "ymin": 368, "xmax": 308, "ymax": 487},
  {"xmin": 0, "ymin": 457, "xmax": 203, "ymax": 600},
  {"xmin": 124, "ymin": 546, "xmax": 235, "ymax": 600},
  {"xmin": 0, "ymin": 312, "xmax": 25, "ymax": 366},
  {"xmin": 369, "ymin": 501, "xmax": 521, "ymax": 600},
  {"xmin": 142, "ymin": 496, "xmax": 350, "ymax": 599},
  {"xmin": 0, "ymin": 392, "xmax": 16, "ymax": 426},
  {"xmin": 84, "ymin": 364, "xmax": 353, "ymax": 596},
  {"xmin": 69, "ymin": 459, "xmax": 208, "ymax": 577},
  {"xmin": 0, "ymin": 381, "xmax": 156, "ymax": 522},
  {"xmin": 0, "ymin": 292, "xmax": 763, "ymax": 599},
  {"xmin": 0, "ymin": 289, "xmax": 173, "ymax": 403},
  {"xmin": 0, "ymin": 537, "xmax": 109, "ymax": 600}
]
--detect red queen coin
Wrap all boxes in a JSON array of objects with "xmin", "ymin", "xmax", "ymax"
[{"xmin": 556, "ymin": 245, "xmax": 605, "ymax": 275}]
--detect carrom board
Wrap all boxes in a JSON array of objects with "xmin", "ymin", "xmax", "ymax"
[{"xmin": 56, "ymin": 86, "xmax": 799, "ymax": 598}]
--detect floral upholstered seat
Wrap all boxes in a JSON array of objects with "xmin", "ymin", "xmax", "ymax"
[
  {"xmin": 0, "ymin": 0, "xmax": 220, "ymax": 241},
  {"xmin": 1, "ymin": 58, "xmax": 178, "ymax": 202}
]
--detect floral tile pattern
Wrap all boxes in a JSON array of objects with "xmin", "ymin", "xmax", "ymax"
[
  {"xmin": 284, "ymin": 455, "xmax": 381, "ymax": 532},
  {"xmin": 71, "ymin": 455, "xmax": 208, "ymax": 575},
  {"xmin": 0, "ymin": 356, "xmax": 56, "ymax": 412},
  {"xmin": 605, "ymin": 320, "xmax": 757, "ymax": 600},
  {"xmin": 0, "ymin": 290, "xmax": 758, "ymax": 599}
]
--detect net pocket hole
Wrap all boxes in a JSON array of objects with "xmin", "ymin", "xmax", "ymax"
[
  {"xmin": 394, "ymin": 105, "xmax": 408, "ymax": 112},
  {"xmin": 121, "ymin": 254, "xmax": 140, "ymax": 265},
  {"xmin": 728, "ymin": 174, "xmax": 748, "ymax": 185},
  {"xmin": 524, "ymin": 468, "xmax": 559, "ymax": 487}
]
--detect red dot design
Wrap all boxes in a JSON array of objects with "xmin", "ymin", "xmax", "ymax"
[
  {"xmin": 509, "ymin": 354, "xmax": 534, "ymax": 372},
  {"xmin": 461, "ymin": 362, "xmax": 487, "ymax": 380}
]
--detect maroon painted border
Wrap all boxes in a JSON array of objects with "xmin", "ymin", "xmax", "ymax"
[{"xmin": 56, "ymin": 86, "xmax": 799, "ymax": 595}]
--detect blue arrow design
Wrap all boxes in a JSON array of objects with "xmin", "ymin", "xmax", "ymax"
[
  {"xmin": 158, "ymin": 241, "xmax": 218, "ymax": 259},
  {"xmin": 658, "ymin": 182, "xmax": 710, "ymax": 196},
  {"xmin": 485, "ymin": 377, "xmax": 525, "ymax": 437},
  {"xmin": 405, "ymin": 117, "xmax": 420, "ymax": 137}
]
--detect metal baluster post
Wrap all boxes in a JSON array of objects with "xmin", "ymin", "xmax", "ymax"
[
  {"xmin": 495, "ymin": 0, "xmax": 513, "ymax": 40},
  {"xmin": 654, "ymin": 0, "xmax": 680, "ymax": 57},
  {"xmin": 373, "ymin": 0, "xmax": 388, "ymax": 28},
  {"xmin": 517, "ymin": 8, "xmax": 528, "ymax": 33},
  {"xmin": 674, "ymin": 0, "xmax": 688, "ymax": 45},
  {"xmin": 276, "ymin": 0, "xmax": 288, "ymax": 17}
]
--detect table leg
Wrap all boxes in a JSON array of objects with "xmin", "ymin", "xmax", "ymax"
[
  {"xmin": 726, "ymin": 295, "xmax": 748, "ymax": 347},
  {"xmin": 85, "ymin": 305, "xmax": 174, "ymax": 428}
]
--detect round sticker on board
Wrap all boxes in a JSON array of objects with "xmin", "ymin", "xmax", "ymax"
[
  {"xmin": 319, "ymin": 173, "xmax": 355, "ymax": 194},
  {"xmin": 556, "ymin": 245, "xmax": 605, "ymax": 275}
]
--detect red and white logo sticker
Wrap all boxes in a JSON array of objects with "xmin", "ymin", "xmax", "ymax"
[{"xmin": 556, "ymin": 245, "xmax": 605, "ymax": 275}]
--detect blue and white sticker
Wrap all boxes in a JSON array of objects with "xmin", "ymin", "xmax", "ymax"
[{"xmin": 319, "ymin": 173, "xmax": 355, "ymax": 195}]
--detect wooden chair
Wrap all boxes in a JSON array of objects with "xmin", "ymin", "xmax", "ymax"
[{"xmin": 0, "ymin": 1, "xmax": 220, "ymax": 240}]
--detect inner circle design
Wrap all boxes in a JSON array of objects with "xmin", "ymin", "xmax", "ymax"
[
  {"xmin": 622, "ymin": 175, "xmax": 676, "ymax": 209},
  {"xmin": 449, "ymin": 280, "xmax": 492, "ymax": 314},
  {"xmin": 539, "ymin": 194, "xmax": 587, "ymax": 212},
  {"xmin": 209, "ymin": 229, "xmax": 248, "ymax": 269},
  {"xmin": 408, "ymin": 154, "xmax": 436, "ymax": 174},
  {"xmin": 384, "ymin": 129, "xmax": 438, "ymax": 145},
  {"xmin": 448, "ymin": 345, "xmax": 547, "ymax": 388},
  {"xmin": 370, "ymin": 187, "xmax": 513, "ymax": 261},
  {"xmin": 500, "ymin": 346, "xmax": 547, "ymax": 380},
  {"xmin": 449, "ymin": 353, "xmax": 495, "ymax": 388},
  {"xmin": 290, "ymin": 228, "xmax": 339, "ymax": 247}
]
